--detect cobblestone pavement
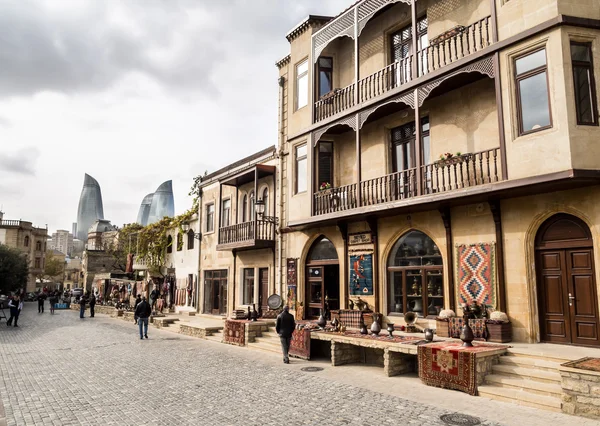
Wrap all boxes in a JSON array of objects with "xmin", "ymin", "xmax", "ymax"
[{"xmin": 0, "ymin": 308, "xmax": 588, "ymax": 426}]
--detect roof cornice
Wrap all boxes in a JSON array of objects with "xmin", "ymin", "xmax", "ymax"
[
  {"xmin": 285, "ymin": 15, "xmax": 332, "ymax": 42},
  {"xmin": 275, "ymin": 54, "xmax": 291, "ymax": 69}
]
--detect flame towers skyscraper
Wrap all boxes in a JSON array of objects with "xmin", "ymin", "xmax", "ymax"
[
  {"xmin": 76, "ymin": 174, "xmax": 104, "ymax": 241},
  {"xmin": 146, "ymin": 180, "xmax": 175, "ymax": 225}
]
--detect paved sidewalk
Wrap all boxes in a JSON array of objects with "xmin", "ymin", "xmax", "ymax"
[{"xmin": 0, "ymin": 307, "xmax": 597, "ymax": 426}]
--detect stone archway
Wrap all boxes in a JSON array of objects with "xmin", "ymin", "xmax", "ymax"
[
  {"xmin": 535, "ymin": 213, "xmax": 600, "ymax": 346},
  {"xmin": 305, "ymin": 236, "xmax": 340, "ymax": 319}
]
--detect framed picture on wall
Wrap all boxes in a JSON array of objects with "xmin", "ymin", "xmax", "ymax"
[{"xmin": 349, "ymin": 254, "xmax": 373, "ymax": 296}]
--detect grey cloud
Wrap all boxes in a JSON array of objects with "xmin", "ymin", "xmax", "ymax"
[{"xmin": 0, "ymin": 147, "xmax": 40, "ymax": 176}]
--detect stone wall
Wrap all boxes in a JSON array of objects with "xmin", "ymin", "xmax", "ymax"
[
  {"xmin": 561, "ymin": 368, "xmax": 600, "ymax": 419},
  {"xmin": 245, "ymin": 322, "xmax": 271, "ymax": 344},
  {"xmin": 179, "ymin": 324, "xmax": 209, "ymax": 339}
]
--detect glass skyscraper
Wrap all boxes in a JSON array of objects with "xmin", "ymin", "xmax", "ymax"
[{"xmin": 76, "ymin": 174, "xmax": 104, "ymax": 241}]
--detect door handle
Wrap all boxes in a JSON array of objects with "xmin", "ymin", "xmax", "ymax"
[{"xmin": 568, "ymin": 293, "xmax": 575, "ymax": 307}]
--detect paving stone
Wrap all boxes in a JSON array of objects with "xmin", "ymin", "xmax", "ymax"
[{"xmin": 0, "ymin": 308, "xmax": 510, "ymax": 425}]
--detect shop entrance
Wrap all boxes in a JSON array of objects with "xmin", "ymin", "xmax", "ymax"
[
  {"xmin": 535, "ymin": 214, "xmax": 600, "ymax": 346},
  {"xmin": 204, "ymin": 270, "xmax": 228, "ymax": 315},
  {"xmin": 305, "ymin": 237, "xmax": 340, "ymax": 318}
]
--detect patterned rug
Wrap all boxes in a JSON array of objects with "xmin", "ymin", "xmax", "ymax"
[
  {"xmin": 418, "ymin": 341, "xmax": 508, "ymax": 396},
  {"xmin": 338, "ymin": 310, "xmax": 363, "ymax": 329},
  {"xmin": 456, "ymin": 243, "xmax": 496, "ymax": 307},
  {"xmin": 290, "ymin": 328, "xmax": 311, "ymax": 360},
  {"xmin": 314, "ymin": 330, "xmax": 423, "ymax": 344},
  {"xmin": 223, "ymin": 320, "xmax": 247, "ymax": 346},
  {"xmin": 562, "ymin": 357, "xmax": 600, "ymax": 372}
]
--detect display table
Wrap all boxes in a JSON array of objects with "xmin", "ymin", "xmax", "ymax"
[{"xmin": 418, "ymin": 341, "xmax": 508, "ymax": 395}]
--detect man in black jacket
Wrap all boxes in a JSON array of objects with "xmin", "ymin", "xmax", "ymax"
[
  {"xmin": 89, "ymin": 294, "xmax": 96, "ymax": 318},
  {"xmin": 276, "ymin": 306, "xmax": 295, "ymax": 364},
  {"xmin": 134, "ymin": 296, "xmax": 152, "ymax": 340}
]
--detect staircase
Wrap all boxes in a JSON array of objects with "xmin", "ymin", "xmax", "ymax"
[
  {"xmin": 478, "ymin": 348, "xmax": 566, "ymax": 412},
  {"xmin": 203, "ymin": 327, "xmax": 224, "ymax": 343},
  {"xmin": 247, "ymin": 325, "xmax": 282, "ymax": 355}
]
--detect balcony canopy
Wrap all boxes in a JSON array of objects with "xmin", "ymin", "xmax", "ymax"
[{"xmin": 220, "ymin": 165, "xmax": 275, "ymax": 187}]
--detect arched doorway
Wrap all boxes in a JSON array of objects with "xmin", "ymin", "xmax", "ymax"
[
  {"xmin": 535, "ymin": 214, "xmax": 600, "ymax": 346},
  {"xmin": 305, "ymin": 237, "xmax": 340, "ymax": 318},
  {"xmin": 387, "ymin": 230, "xmax": 444, "ymax": 317}
]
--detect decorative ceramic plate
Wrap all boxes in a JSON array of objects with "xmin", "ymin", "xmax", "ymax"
[{"xmin": 267, "ymin": 294, "xmax": 282, "ymax": 310}]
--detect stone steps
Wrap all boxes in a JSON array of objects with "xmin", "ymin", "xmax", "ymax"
[
  {"xmin": 498, "ymin": 354, "xmax": 564, "ymax": 372},
  {"xmin": 480, "ymin": 352, "xmax": 564, "ymax": 412},
  {"xmin": 247, "ymin": 324, "xmax": 281, "ymax": 355},
  {"xmin": 491, "ymin": 363, "xmax": 561, "ymax": 384},
  {"xmin": 478, "ymin": 385, "xmax": 562, "ymax": 412},
  {"xmin": 249, "ymin": 340, "xmax": 281, "ymax": 355},
  {"xmin": 506, "ymin": 348, "xmax": 570, "ymax": 363},
  {"xmin": 484, "ymin": 374, "xmax": 563, "ymax": 397},
  {"xmin": 204, "ymin": 331, "xmax": 223, "ymax": 343}
]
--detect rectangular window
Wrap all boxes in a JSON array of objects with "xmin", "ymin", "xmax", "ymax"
[
  {"xmin": 571, "ymin": 42, "xmax": 598, "ymax": 125},
  {"xmin": 296, "ymin": 59, "xmax": 309, "ymax": 110},
  {"xmin": 221, "ymin": 199, "xmax": 231, "ymax": 227},
  {"xmin": 390, "ymin": 16, "xmax": 428, "ymax": 81},
  {"xmin": 318, "ymin": 141, "xmax": 333, "ymax": 188},
  {"xmin": 295, "ymin": 144, "xmax": 308, "ymax": 194},
  {"xmin": 35, "ymin": 258, "xmax": 41, "ymax": 269},
  {"xmin": 318, "ymin": 57, "xmax": 333, "ymax": 98},
  {"xmin": 205, "ymin": 203, "xmax": 215, "ymax": 233},
  {"xmin": 391, "ymin": 117, "xmax": 429, "ymax": 172},
  {"xmin": 515, "ymin": 48, "xmax": 552, "ymax": 135},
  {"xmin": 243, "ymin": 268, "xmax": 254, "ymax": 305}
]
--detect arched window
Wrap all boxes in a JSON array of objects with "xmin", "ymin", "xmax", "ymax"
[
  {"xmin": 261, "ymin": 187, "xmax": 269, "ymax": 216},
  {"xmin": 187, "ymin": 230, "xmax": 195, "ymax": 250},
  {"xmin": 387, "ymin": 230, "xmax": 443, "ymax": 317},
  {"xmin": 308, "ymin": 237, "xmax": 338, "ymax": 262},
  {"xmin": 166, "ymin": 235, "xmax": 173, "ymax": 253},
  {"xmin": 24, "ymin": 236, "xmax": 29, "ymax": 247},
  {"xmin": 242, "ymin": 194, "xmax": 248, "ymax": 222},
  {"xmin": 249, "ymin": 191, "xmax": 255, "ymax": 221}
]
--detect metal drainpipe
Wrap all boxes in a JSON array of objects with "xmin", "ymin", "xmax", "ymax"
[
  {"xmin": 277, "ymin": 75, "xmax": 285, "ymax": 297},
  {"xmin": 196, "ymin": 190, "xmax": 203, "ymax": 313}
]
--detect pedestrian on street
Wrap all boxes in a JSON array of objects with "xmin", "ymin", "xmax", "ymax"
[
  {"xmin": 6, "ymin": 295, "xmax": 22, "ymax": 327},
  {"xmin": 79, "ymin": 294, "xmax": 87, "ymax": 319},
  {"xmin": 134, "ymin": 294, "xmax": 142, "ymax": 309},
  {"xmin": 49, "ymin": 292, "xmax": 57, "ymax": 314},
  {"xmin": 134, "ymin": 296, "xmax": 151, "ymax": 340},
  {"xmin": 38, "ymin": 292, "xmax": 46, "ymax": 313},
  {"xmin": 89, "ymin": 293, "xmax": 96, "ymax": 318},
  {"xmin": 276, "ymin": 305, "xmax": 296, "ymax": 364}
]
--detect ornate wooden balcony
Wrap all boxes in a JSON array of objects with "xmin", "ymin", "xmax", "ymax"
[
  {"xmin": 313, "ymin": 147, "xmax": 500, "ymax": 216},
  {"xmin": 313, "ymin": 15, "xmax": 492, "ymax": 123},
  {"xmin": 217, "ymin": 220, "xmax": 276, "ymax": 251}
]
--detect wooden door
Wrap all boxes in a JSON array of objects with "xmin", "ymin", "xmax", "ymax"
[
  {"xmin": 537, "ymin": 249, "xmax": 600, "ymax": 346},
  {"xmin": 258, "ymin": 268, "xmax": 269, "ymax": 311},
  {"xmin": 536, "ymin": 214, "xmax": 600, "ymax": 346}
]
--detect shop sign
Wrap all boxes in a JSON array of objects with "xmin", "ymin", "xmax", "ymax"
[{"xmin": 348, "ymin": 232, "xmax": 372, "ymax": 245}]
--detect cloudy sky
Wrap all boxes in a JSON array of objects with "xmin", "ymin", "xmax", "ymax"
[{"xmin": 0, "ymin": 0, "xmax": 353, "ymax": 234}]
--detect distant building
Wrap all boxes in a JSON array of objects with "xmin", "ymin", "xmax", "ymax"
[
  {"xmin": 146, "ymin": 181, "xmax": 175, "ymax": 225},
  {"xmin": 64, "ymin": 257, "xmax": 82, "ymax": 290},
  {"xmin": 0, "ymin": 211, "xmax": 49, "ymax": 292},
  {"xmin": 76, "ymin": 174, "xmax": 104, "ymax": 241},
  {"xmin": 72, "ymin": 239, "xmax": 85, "ymax": 257},
  {"xmin": 72, "ymin": 222, "xmax": 77, "ymax": 239},
  {"xmin": 50, "ymin": 229, "xmax": 73, "ymax": 256},
  {"xmin": 136, "ymin": 193, "xmax": 154, "ymax": 226},
  {"xmin": 86, "ymin": 219, "xmax": 117, "ymax": 251}
]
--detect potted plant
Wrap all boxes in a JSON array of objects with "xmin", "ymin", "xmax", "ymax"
[
  {"xmin": 435, "ymin": 309, "xmax": 455, "ymax": 337},
  {"xmin": 485, "ymin": 311, "xmax": 512, "ymax": 343},
  {"xmin": 319, "ymin": 182, "xmax": 332, "ymax": 191}
]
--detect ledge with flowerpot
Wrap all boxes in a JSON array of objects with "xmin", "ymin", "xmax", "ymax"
[{"xmin": 485, "ymin": 311, "xmax": 512, "ymax": 343}]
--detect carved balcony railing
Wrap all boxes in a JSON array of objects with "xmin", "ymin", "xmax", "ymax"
[
  {"xmin": 312, "ymin": 147, "xmax": 501, "ymax": 216},
  {"xmin": 421, "ymin": 147, "xmax": 500, "ymax": 195},
  {"xmin": 417, "ymin": 16, "xmax": 491, "ymax": 76},
  {"xmin": 217, "ymin": 220, "xmax": 276, "ymax": 250},
  {"xmin": 313, "ymin": 16, "xmax": 493, "ymax": 124},
  {"xmin": 359, "ymin": 57, "xmax": 412, "ymax": 104},
  {"xmin": 0, "ymin": 220, "xmax": 22, "ymax": 227},
  {"xmin": 315, "ymin": 83, "xmax": 356, "ymax": 122},
  {"xmin": 314, "ymin": 183, "xmax": 358, "ymax": 216}
]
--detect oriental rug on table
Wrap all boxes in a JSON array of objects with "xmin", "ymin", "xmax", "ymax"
[
  {"xmin": 338, "ymin": 310, "xmax": 362, "ymax": 329},
  {"xmin": 290, "ymin": 328, "xmax": 311, "ymax": 359},
  {"xmin": 456, "ymin": 243, "xmax": 496, "ymax": 308},
  {"xmin": 223, "ymin": 320, "xmax": 246, "ymax": 346},
  {"xmin": 562, "ymin": 357, "xmax": 600, "ymax": 372},
  {"xmin": 418, "ymin": 342, "xmax": 507, "ymax": 395}
]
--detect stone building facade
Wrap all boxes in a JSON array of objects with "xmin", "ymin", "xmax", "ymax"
[
  {"xmin": 0, "ymin": 212, "xmax": 49, "ymax": 292},
  {"xmin": 198, "ymin": 147, "xmax": 279, "ymax": 316},
  {"xmin": 274, "ymin": 0, "xmax": 600, "ymax": 346}
]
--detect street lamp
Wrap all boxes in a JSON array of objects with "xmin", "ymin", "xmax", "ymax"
[
  {"xmin": 254, "ymin": 199, "xmax": 278, "ymax": 224},
  {"xmin": 181, "ymin": 223, "xmax": 202, "ymax": 240}
]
